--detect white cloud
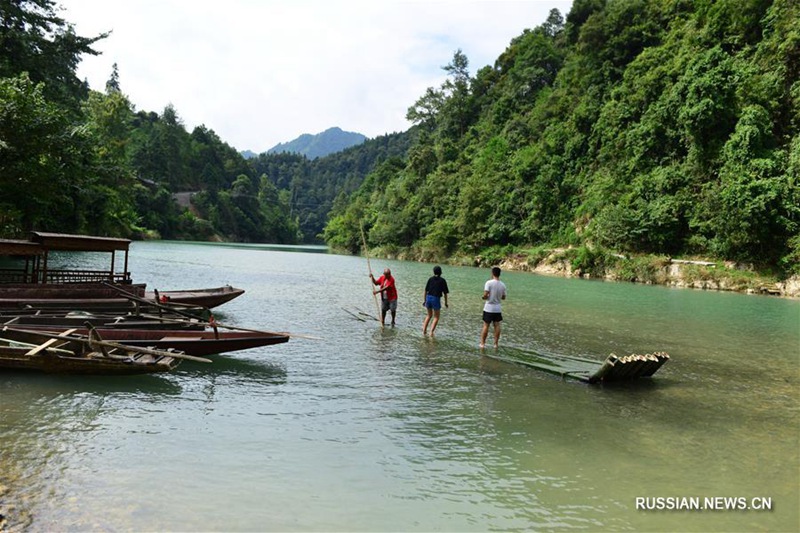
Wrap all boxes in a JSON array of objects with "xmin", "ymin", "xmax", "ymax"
[{"xmin": 60, "ymin": 0, "xmax": 573, "ymax": 152}]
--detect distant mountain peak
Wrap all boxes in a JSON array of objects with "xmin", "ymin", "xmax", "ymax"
[{"xmin": 266, "ymin": 127, "xmax": 367, "ymax": 159}]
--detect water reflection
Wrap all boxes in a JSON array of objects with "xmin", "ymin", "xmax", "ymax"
[
  {"xmin": 1, "ymin": 242, "xmax": 797, "ymax": 531},
  {"xmin": 0, "ymin": 373, "xmax": 181, "ymax": 530}
]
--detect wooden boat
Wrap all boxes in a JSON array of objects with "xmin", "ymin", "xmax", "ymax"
[
  {"xmin": 3, "ymin": 325, "xmax": 290, "ymax": 357},
  {"xmin": 0, "ymin": 233, "xmax": 245, "ymax": 309},
  {"xmin": 0, "ymin": 284, "xmax": 242, "ymax": 311},
  {"xmin": 1, "ymin": 311, "xmax": 207, "ymax": 331},
  {"xmin": 0, "ymin": 296, "xmax": 211, "ymax": 318},
  {"xmin": 145, "ymin": 285, "xmax": 246, "ymax": 309},
  {"xmin": 0, "ymin": 327, "xmax": 210, "ymax": 375}
]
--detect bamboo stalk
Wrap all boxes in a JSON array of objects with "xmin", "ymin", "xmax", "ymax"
[
  {"xmin": 642, "ymin": 352, "xmax": 670, "ymax": 377},
  {"xmin": 588, "ymin": 354, "xmax": 618, "ymax": 384},
  {"xmin": 630, "ymin": 355, "xmax": 651, "ymax": 378},
  {"xmin": 483, "ymin": 351, "xmax": 576, "ymax": 378},
  {"xmin": 622, "ymin": 355, "xmax": 646, "ymax": 379},
  {"xmin": 639, "ymin": 353, "xmax": 660, "ymax": 377},
  {"xmin": 609, "ymin": 355, "xmax": 635, "ymax": 381}
]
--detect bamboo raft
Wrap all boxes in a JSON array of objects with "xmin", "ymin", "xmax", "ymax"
[{"xmin": 484, "ymin": 348, "xmax": 670, "ymax": 384}]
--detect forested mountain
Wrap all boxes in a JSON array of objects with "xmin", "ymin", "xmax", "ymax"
[
  {"xmin": 0, "ymin": 0, "xmax": 409, "ymax": 245},
  {"xmin": 0, "ymin": 1, "xmax": 292, "ymax": 243},
  {"xmin": 2, "ymin": 0, "xmax": 798, "ymax": 275},
  {"xmin": 325, "ymin": 0, "xmax": 799, "ymax": 274},
  {"xmin": 251, "ymin": 129, "xmax": 416, "ymax": 241},
  {"xmin": 127, "ymin": 105, "xmax": 299, "ymax": 243},
  {"xmin": 267, "ymin": 127, "xmax": 367, "ymax": 159}
]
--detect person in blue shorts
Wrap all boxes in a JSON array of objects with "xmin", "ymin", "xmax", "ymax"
[{"xmin": 422, "ymin": 265, "xmax": 449, "ymax": 336}]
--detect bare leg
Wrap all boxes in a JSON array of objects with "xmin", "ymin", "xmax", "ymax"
[
  {"xmin": 493, "ymin": 322, "xmax": 502, "ymax": 348},
  {"xmin": 423, "ymin": 308, "xmax": 432, "ymax": 335},
  {"xmin": 390, "ymin": 309, "xmax": 396, "ymax": 326},
  {"xmin": 430, "ymin": 309, "xmax": 441, "ymax": 335},
  {"xmin": 480, "ymin": 321, "xmax": 490, "ymax": 348},
  {"xmin": 381, "ymin": 309, "xmax": 387, "ymax": 326}
]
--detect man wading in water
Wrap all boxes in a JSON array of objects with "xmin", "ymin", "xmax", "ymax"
[
  {"xmin": 480, "ymin": 266, "xmax": 506, "ymax": 349},
  {"xmin": 422, "ymin": 265, "xmax": 449, "ymax": 336},
  {"xmin": 371, "ymin": 268, "xmax": 398, "ymax": 327}
]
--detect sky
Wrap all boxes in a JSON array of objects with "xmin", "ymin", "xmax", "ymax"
[{"xmin": 60, "ymin": 0, "xmax": 573, "ymax": 153}]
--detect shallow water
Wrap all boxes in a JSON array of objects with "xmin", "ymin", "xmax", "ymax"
[{"xmin": 1, "ymin": 241, "xmax": 798, "ymax": 531}]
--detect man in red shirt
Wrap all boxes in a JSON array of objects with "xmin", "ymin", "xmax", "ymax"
[{"xmin": 370, "ymin": 268, "xmax": 398, "ymax": 327}]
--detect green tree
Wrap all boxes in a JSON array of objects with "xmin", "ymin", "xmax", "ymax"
[
  {"xmin": 0, "ymin": 73, "xmax": 70, "ymax": 232},
  {"xmin": 0, "ymin": 0, "xmax": 106, "ymax": 110}
]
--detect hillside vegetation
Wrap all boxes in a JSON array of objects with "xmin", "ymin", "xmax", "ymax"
[
  {"xmin": 324, "ymin": 0, "xmax": 799, "ymax": 276},
  {"xmin": 1, "ymin": 0, "xmax": 797, "ymax": 280},
  {"xmin": 0, "ymin": 0, "xmax": 400, "ymax": 244}
]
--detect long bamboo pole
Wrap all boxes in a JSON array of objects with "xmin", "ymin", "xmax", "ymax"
[
  {"xmin": 136, "ymin": 312, "xmax": 321, "ymax": 340},
  {"xmin": 360, "ymin": 223, "xmax": 383, "ymax": 329}
]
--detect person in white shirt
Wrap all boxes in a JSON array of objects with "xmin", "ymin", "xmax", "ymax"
[{"xmin": 480, "ymin": 266, "xmax": 507, "ymax": 349}]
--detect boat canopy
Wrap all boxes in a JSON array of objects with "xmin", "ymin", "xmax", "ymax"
[
  {"xmin": 30, "ymin": 232, "xmax": 131, "ymax": 252},
  {"xmin": 0, "ymin": 239, "xmax": 44, "ymax": 257},
  {"xmin": 19, "ymin": 232, "xmax": 133, "ymax": 284}
]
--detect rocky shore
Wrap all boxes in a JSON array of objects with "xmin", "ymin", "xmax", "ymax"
[{"xmin": 495, "ymin": 250, "xmax": 800, "ymax": 299}]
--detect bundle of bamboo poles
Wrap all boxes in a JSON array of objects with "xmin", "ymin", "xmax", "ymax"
[{"xmin": 587, "ymin": 352, "xmax": 670, "ymax": 383}]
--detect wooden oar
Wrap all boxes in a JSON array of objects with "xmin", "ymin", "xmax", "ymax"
[
  {"xmin": 1, "ymin": 326, "xmax": 213, "ymax": 363},
  {"xmin": 360, "ymin": 222, "xmax": 383, "ymax": 330}
]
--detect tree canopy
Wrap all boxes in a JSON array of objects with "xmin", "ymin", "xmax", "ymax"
[
  {"xmin": 1, "ymin": 0, "xmax": 797, "ymax": 274},
  {"xmin": 324, "ymin": 0, "xmax": 799, "ymax": 273}
]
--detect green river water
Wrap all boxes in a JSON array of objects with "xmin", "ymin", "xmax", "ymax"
[{"xmin": 1, "ymin": 241, "xmax": 798, "ymax": 532}]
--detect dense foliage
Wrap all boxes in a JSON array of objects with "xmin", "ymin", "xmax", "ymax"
[
  {"xmin": 0, "ymin": 0, "xmax": 411, "ymax": 244},
  {"xmin": 1, "ymin": 0, "xmax": 108, "ymax": 235},
  {"xmin": 325, "ymin": 0, "xmax": 799, "ymax": 273},
  {"xmin": 2, "ymin": 0, "xmax": 798, "ymax": 273},
  {"xmin": 0, "ymin": 0, "xmax": 300, "ymax": 243},
  {"xmin": 250, "ymin": 130, "xmax": 415, "ymax": 240}
]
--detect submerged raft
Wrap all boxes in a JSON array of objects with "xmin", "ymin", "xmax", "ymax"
[{"xmin": 485, "ymin": 348, "xmax": 670, "ymax": 384}]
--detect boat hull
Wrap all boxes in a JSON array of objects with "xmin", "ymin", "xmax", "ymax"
[
  {"xmin": 145, "ymin": 286, "xmax": 246, "ymax": 308},
  {"xmin": 0, "ymin": 326, "xmax": 182, "ymax": 376},
  {"xmin": 0, "ymin": 347, "xmax": 179, "ymax": 375},
  {"xmin": 0, "ymin": 284, "xmax": 244, "ymax": 310},
  {"xmin": 3, "ymin": 326, "xmax": 289, "ymax": 357}
]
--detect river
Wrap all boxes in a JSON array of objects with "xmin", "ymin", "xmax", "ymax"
[{"xmin": 1, "ymin": 241, "xmax": 798, "ymax": 531}]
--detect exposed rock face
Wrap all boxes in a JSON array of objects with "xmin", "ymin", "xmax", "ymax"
[
  {"xmin": 494, "ymin": 252, "xmax": 799, "ymax": 299},
  {"xmin": 777, "ymin": 275, "xmax": 800, "ymax": 298}
]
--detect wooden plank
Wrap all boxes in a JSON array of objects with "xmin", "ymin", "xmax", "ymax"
[
  {"xmin": 6, "ymin": 327, "xmax": 212, "ymax": 363},
  {"xmin": 25, "ymin": 328, "xmax": 78, "ymax": 356}
]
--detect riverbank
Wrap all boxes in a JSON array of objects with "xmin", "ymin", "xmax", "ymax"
[{"xmin": 365, "ymin": 245, "xmax": 800, "ymax": 299}]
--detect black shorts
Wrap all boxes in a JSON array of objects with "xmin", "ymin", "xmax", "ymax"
[{"xmin": 483, "ymin": 311, "xmax": 503, "ymax": 324}]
